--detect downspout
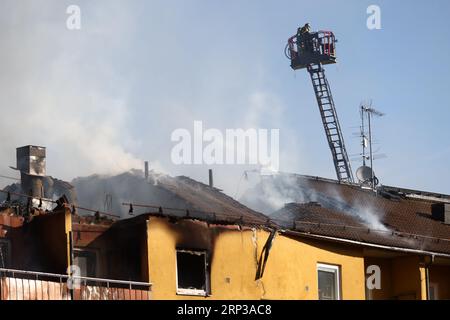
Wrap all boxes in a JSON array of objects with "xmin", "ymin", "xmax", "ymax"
[
  {"xmin": 425, "ymin": 267, "xmax": 430, "ymax": 300},
  {"xmin": 420, "ymin": 254, "xmax": 434, "ymax": 300},
  {"xmin": 66, "ymin": 206, "xmax": 74, "ymax": 300},
  {"xmin": 255, "ymin": 229, "xmax": 277, "ymax": 280},
  {"xmin": 68, "ymin": 230, "xmax": 74, "ymax": 300},
  {"xmin": 424, "ymin": 254, "xmax": 435, "ymax": 300}
]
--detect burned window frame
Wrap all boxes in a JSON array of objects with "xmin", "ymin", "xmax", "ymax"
[
  {"xmin": 317, "ymin": 263, "xmax": 341, "ymax": 300},
  {"xmin": 175, "ymin": 248, "xmax": 210, "ymax": 296}
]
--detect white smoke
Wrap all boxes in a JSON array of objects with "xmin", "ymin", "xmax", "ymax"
[
  {"xmin": 240, "ymin": 174, "xmax": 388, "ymax": 231},
  {"xmin": 0, "ymin": 1, "xmax": 328, "ymax": 201},
  {"xmin": 0, "ymin": 1, "xmax": 145, "ymax": 185}
]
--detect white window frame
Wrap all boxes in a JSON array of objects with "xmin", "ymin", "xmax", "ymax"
[
  {"xmin": 175, "ymin": 249, "xmax": 208, "ymax": 296},
  {"xmin": 317, "ymin": 263, "xmax": 341, "ymax": 300},
  {"xmin": 429, "ymin": 282, "xmax": 439, "ymax": 300},
  {"xmin": 73, "ymin": 247, "xmax": 99, "ymax": 277}
]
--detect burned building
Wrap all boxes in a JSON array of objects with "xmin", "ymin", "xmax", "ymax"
[{"xmin": 1, "ymin": 146, "xmax": 449, "ymax": 300}]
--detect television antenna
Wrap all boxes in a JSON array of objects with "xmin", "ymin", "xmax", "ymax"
[{"xmin": 355, "ymin": 100, "xmax": 385, "ymax": 189}]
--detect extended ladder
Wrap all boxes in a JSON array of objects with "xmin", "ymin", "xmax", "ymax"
[{"xmin": 307, "ymin": 63, "xmax": 354, "ymax": 183}]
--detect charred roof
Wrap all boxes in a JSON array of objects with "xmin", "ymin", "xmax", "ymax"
[{"xmin": 271, "ymin": 174, "xmax": 450, "ymax": 256}]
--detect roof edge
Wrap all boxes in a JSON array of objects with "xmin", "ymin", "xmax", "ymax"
[{"xmin": 282, "ymin": 229, "xmax": 450, "ymax": 258}]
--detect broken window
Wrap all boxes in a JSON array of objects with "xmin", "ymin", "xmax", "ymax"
[
  {"xmin": 74, "ymin": 249, "xmax": 97, "ymax": 277},
  {"xmin": 317, "ymin": 263, "xmax": 341, "ymax": 300},
  {"xmin": 0, "ymin": 240, "xmax": 10, "ymax": 268},
  {"xmin": 176, "ymin": 249, "xmax": 209, "ymax": 296}
]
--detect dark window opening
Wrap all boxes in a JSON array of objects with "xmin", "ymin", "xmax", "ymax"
[
  {"xmin": 0, "ymin": 240, "xmax": 10, "ymax": 268},
  {"xmin": 176, "ymin": 249, "xmax": 208, "ymax": 295},
  {"xmin": 74, "ymin": 249, "xmax": 97, "ymax": 277}
]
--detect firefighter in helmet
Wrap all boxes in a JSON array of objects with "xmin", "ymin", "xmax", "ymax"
[
  {"xmin": 298, "ymin": 23, "xmax": 311, "ymax": 35},
  {"xmin": 297, "ymin": 23, "xmax": 312, "ymax": 53}
]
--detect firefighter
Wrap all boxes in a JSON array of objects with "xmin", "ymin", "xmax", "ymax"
[
  {"xmin": 297, "ymin": 23, "xmax": 312, "ymax": 53},
  {"xmin": 299, "ymin": 23, "xmax": 311, "ymax": 35}
]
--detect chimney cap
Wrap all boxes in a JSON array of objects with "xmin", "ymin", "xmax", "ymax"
[{"xmin": 16, "ymin": 145, "xmax": 46, "ymax": 176}]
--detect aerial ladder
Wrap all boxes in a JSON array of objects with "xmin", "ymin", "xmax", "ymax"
[{"xmin": 286, "ymin": 25, "xmax": 354, "ymax": 183}]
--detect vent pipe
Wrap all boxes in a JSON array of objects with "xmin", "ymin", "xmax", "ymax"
[
  {"xmin": 144, "ymin": 161, "xmax": 149, "ymax": 180},
  {"xmin": 208, "ymin": 169, "xmax": 213, "ymax": 188}
]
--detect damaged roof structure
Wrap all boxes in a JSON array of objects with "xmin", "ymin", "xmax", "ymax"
[
  {"xmin": 1, "ymin": 147, "xmax": 450, "ymax": 300},
  {"xmin": 268, "ymin": 174, "xmax": 450, "ymax": 258}
]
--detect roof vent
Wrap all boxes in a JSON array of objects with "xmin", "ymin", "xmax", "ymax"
[{"xmin": 431, "ymin": 203, "xmax": 450, "ymax": 224}]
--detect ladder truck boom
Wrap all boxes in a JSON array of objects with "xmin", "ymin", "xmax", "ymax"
[{"xmin": 286, "ymin": 27, "xmax": 354, "ymax": 183}]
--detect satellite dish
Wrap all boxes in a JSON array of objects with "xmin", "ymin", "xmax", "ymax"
[{"xmin": 356, "ymin": 165, "xmax": 374, "ymax": 183}]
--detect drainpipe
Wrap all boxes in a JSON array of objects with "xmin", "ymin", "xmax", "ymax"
[
  {"xmin": 425, "ymin": 266, "xmax": 430, "ymax": 300},
  {"xmin": 420, "ymin": 254, "xmax": 434, "ymax": 300},
  {"xmin": 425, "ymin": 255, "xmax": 435, "ymax": 300},
  {"xmin": 68, "ymin": 230, "xmax": 74, "ymax": 300}
]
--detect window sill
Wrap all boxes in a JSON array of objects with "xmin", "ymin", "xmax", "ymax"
[{"xmin": 176, "ymin": 289, "xmax": 210, "ymax": 297}]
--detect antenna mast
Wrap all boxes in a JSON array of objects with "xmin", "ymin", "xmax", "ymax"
[{"xmin": 361, "ymin": 102, "xmax": 384, "ymax": 189}]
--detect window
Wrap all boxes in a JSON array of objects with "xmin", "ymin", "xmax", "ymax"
[
  {"xmin": 176, "ymin": 249, "xmax": 209, "ymax": 296},
  {"xmin": 74, "ymin": 249, "xmax": 97, "ymax": 277},
  {"xmin": 317, "ymin": 263, "xmax": 341, "ymax": 300},
  {"xmin": 429, "ymin": 283, "xmax": 439, "ymax": 300},
  {"xmin": 0, "ymin": 240, "xmax": 11, "ymax": 268}
]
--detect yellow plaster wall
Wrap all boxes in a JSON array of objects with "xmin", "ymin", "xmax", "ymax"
[
  {"xmin": 364, "ymin": 257, "xmax": 393, "ymax": 300},
  {"xmin": 146, "ymin": 217, "xmax": 365, "ymax": 300},
  {"xmin": 391, "ymin": 255, "xmax": 422, "ymax": 299},
  {"xmin": 261, "ymin": 234, "xmax": 365, "ymax": 300},
  {"xmin": 429, "ymin": 265, "xmax": 450, "ymax": 300}
]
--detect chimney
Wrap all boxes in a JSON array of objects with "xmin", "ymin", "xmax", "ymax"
[
  {"xmin": 208, "ymin": 169, "xmax": 213, "ymax": 188},
  {"xmin": 431, "ymin": 203, "xmax": 450, "ymax": 225},
  {"xmin": 16, "ymin": 145, "xmax": 46, "ymax": 199},
  {"xmin": 144, "ymin": 161, "xmax": 149, "ymax": 180}
]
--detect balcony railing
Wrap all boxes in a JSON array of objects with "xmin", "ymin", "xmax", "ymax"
[{"xmin": 0, "ymin": 268, "xmax": 152, "ymax": 300}]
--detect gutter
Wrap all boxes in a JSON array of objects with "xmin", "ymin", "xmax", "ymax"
[{"xmin": 282, "ymin": 229, "xmax": 450, "ymax": 259}]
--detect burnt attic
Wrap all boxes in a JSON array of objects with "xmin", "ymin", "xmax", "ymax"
[{"xmin": 71, "ymin": 170, "xmax": 270, "ymax": 223}]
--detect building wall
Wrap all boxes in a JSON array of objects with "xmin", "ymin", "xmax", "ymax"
[
  {"xmin": 364, "ymin": 257, "xmax": 393, "ymax": 300},
  {"xmin": 73, "ymin": 219, "xmax": 149, "ymax": 282},
  {"xmin": 429, "ymin": 265, "xmax": 450, "ymax": 300},
  {"xmin": 262, "ymin": 235, "xmax": 365, "ymax": 299},
  {"xmin": 146, "ymin": 217, "xmax": 366, "ymax": 300},
  {"xmin": 365, "ymin": 255, "xmax": 424, "ymax": 300},
  {"xmin": 391, "ymin": 255, "xmax": 422, "ymax": 299},
  {"xmin": 0, "ymin": 207, "xmax": 71, "ymax": 274}
]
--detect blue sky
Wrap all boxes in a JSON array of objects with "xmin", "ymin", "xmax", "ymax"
[{"xmin": 1, "ymin": 0, "xmax": 449, "ymax": 195}]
